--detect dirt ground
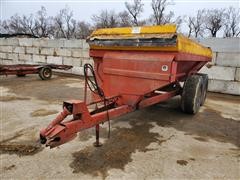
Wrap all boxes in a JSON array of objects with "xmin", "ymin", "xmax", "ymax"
[{"xmin": 0, "ymin": 74, "xmax": 239, "ymax": 179}]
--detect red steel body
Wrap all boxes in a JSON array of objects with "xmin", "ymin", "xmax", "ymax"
[{"xmin": 40, "ymin": 49, "xmax": 211, "ymax": 148}]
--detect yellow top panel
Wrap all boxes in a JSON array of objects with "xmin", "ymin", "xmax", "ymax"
[
  {"xmin": 90, "ymin": 25, "xmax": 177, "ymax": 36},
  {"xmin": 88, "ymin": 25, "xmax": 212, "ymax": 58}
]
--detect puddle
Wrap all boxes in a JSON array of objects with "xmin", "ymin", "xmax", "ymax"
[
  {"xmin": 69, "ymin": 96, "xmax": 240, "ymax": 178},
  {"xmin": 177, "ymin": 160, "xmax": 188, "ymax": 166},
  {"xmin": 70, "ymin": 120, "xmax": 164, "ymax": 178},
  {"xmin": 30, "ymin": 109, "xmax": 58, "ymax": 117}
]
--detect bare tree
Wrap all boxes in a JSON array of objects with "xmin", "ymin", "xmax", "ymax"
[
  {"xmin": 186, "ymin": 16, "xmax": 194, "ymax": 37},
  {"xmin": 151, "ymin": 0, "xmax": 172, "ymax": 25},
  {"xmin": 187, "ymin": 9, "xmax": 205, "ymax": 38},
  {"xmin": 54, "ymin": 7, "xmax": 77, "ymax": 39},
  {"xmin": 20, "ymin": 14, "xmax": 36, "ymax": 36},
  {"xmin": 205, "ymin": 8, "xmax": 225, "ymax": 37},
  {"xmin": 223, "ymin": 7, "xmax": 240, "ymax": 37},
  {"xmin": 92, "ymin": 10, "xmax": 119, "ymax": 28},
  {"xmin": 2, "ymin": 13, "xmax": 37, "ymax": 36},
  {"xmin": 5, "ymin": 14, "xmax": 25, "ymax": 34},
  {"xmin": 76, "ymin": 21, "xmax": 92, "ymax": 39},
  {"xmin": 35, "ymin": 6, "xmax": 52, "ymax": 37},
  {"xmin": 118, "ymin": 11, "xmax": 132, "ymax": 27},
  {"xmin": 173, "ymin": 15, "xmax": 183, "ymax": 30},
  {"xmin": 0, "ymin": 20, "xmax": 9, "ymax": 33},
  {"xmin": 125, "ymin": 0, "xmax": 144, "ymax": 26}
]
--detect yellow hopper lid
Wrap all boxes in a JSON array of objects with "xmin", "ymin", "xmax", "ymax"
[
  {"xmin": 89, "ymin": 24, "xmax": 176, "ymax": 37},
  {"xmin": 87, "ymin": 25, "xmax": 212, "ymax": 58}
]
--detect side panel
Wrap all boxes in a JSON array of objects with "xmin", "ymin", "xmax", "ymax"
[{"xmin": 94, "ymin": 52, "xmax": 175, "ymax": 105}]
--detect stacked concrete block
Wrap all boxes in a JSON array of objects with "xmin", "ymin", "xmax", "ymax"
[
  {"xmin": 199, "ymin": 38, "xmax": 240, "ymax": 95},
  {"xmin": 55, "ymin": 48, "xmax": 71, "ymax": 57},
  {"xmin": 33, "ymin": 55, "xmax": 46, "ymax": 63},
  {"xmin": 0, "ymin": 38, "xmax": 92, "ymax": 76},
  {"xmin": 7, "ymin": 53, "xmax": 18, "ymax": 62},
  {"xmin": 216, "ymin": 52, "xmax": 240, "ymax": 67},
  {"xmin": 19, "ymin": 54, "xmax": 32, "ymax": 62},
  {"xmin": 72, "ymin": 50, "xmax": 82, "ymax": 58},
  {"xmin": 64, "ymin": 39, "xmax": 83, "ymax": 48},
  {"xmin": 200, "ymin": 66, "xmax": 236, "ymax": 81},
  {"xmin": 19, "ymin": 38, "xmax": 33, "ymax": 47},
  {"xmin": 236, "ymin": 68, "xmax": 240, "ymax": 81},
  {"xmin": 47, "ymin": 56, "xmax": 62, "ymax": 64},
  {"xmin": 13, "ymin": 47, "xmax": 25, "ymax": 54},
  {"xmin": 0, "ymin": 52, "xmax": 7, "ymax": 59},
  {"xmin": 0, "ymin": 46, "xmax": 13, "ymax": 53},
  {"xmin": 208, "ymin": 80, "xmax": 240, "ymax": 95},
  {"xmin": 26, "ymin": 47, "xmax": 40, "ymax": 54},
  {"xmin": 199, "ymin": 38, "xmax": 240, "ymax": 53},
  {"xmin": 72, "ymin": 67, "xmax": 84, "ymax": 75}
]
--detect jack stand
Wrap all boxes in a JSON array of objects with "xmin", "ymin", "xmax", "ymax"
[{"xmin": 93, "ymin": 124, "xmax": 102, "ymax": 147}]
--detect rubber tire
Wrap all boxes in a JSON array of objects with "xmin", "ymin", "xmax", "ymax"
[
  {"xmin": 16, "ymin": 74, "xmax": 26, "ymax": 77},
  {"xmin": 181, "ymin": 75, "xmax": 203, "ymax": 114},
  {"xmin": 39, "ymin": 67, "xmax": 52, "ymax": 80},
  {"xmin": 197, "ymin": 73, "xmax": 208, "ymax": 106}
]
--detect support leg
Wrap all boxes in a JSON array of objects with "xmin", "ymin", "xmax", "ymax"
[{"xmin": 93, "ymin": 124, "xmax": 102, "ymax": 147}]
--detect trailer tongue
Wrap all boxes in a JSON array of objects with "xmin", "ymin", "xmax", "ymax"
[{"xmin": 40, "ymin": 25, "xmax": 212, "ymax": 148}]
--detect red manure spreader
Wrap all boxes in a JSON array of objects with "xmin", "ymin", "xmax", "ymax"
[{"xmin": 40, "ymin": 25, "xmax": 212, "ymax": 148}]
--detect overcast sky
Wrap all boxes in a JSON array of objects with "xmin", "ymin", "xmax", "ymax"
[{"xmin": 1, "ymin": 0, "xmax": 239, "ymax": 23}]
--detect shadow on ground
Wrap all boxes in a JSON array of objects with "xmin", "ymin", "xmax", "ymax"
[{"xmin": 70, "ymin": 96, "xmax": 240, "ymax": 178}]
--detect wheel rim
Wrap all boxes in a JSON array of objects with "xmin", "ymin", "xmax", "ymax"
[{"xmin": 43, "ymin": 69, "xmax": 51, "ymax": 77}]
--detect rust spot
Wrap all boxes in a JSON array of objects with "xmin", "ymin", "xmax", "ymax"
[{"xmin": 177, "ymin": 160, "xmax": 188, "ymax": 166}]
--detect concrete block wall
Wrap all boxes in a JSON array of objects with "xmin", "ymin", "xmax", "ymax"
[
  {"xmin": 0, "ymin": 37, "xmax": 239, "ymax": 95},
  {"xmin": 198, "ymin": 38, "xmax": 240, "ymax": 95},
  {"xmin": 0, "ymin": 38, "xmax": 92, "ymax": 76}
]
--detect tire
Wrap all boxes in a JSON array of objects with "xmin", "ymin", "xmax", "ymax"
[
  {"xmin": 181, "ymin": 75, "xmax": 203, "ymax": 114},
  {"xmin": 39, "ymin": 66, "xmax": 52, "ymax": 80},
  {"xmin": 16, "ymin": 74, "xmax": 26, "ymax": 77},
  {"xmin": 197, "ymin": 73, "xmax": 208, "ymax": 106}
]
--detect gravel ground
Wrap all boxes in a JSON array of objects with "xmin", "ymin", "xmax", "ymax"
[{"xmin": 0, "ymin": 74, "xmax": 239, "ymax": 179}]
